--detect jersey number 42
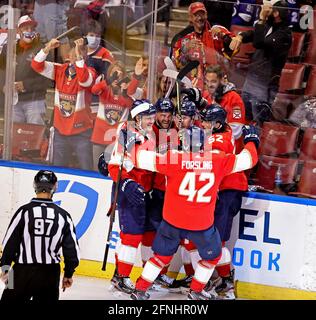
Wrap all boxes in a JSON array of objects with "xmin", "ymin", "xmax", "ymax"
[{"xmin": 178, "ymin": 172, "xmax": 215, "ymax": 203}]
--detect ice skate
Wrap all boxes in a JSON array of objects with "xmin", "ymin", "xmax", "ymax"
[
  {"xmin": 150, "ymin": 274, "xmax": 175, "ymax": 292},
  {"xmin": 130, "ymin": 289, "xmax": 150, "ymax": 300}
]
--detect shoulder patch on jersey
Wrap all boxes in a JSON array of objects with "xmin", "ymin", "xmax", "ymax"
[{"xmin": 232, "ymin": 107, "xmax": 242, "ymax": 119}]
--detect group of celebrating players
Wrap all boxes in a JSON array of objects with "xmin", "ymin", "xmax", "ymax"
[{"xmin": 98, "ymin": 87, "xmax": 260, "ymax": 300}]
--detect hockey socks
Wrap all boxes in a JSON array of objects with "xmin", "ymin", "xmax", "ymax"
[{"xmin": 136, "ymin": 254, "xmax": 173, "ymax": 291}]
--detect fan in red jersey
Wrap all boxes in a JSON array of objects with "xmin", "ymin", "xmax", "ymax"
[{"xmin": 31, "ymin": 37, "xmax": 96, "ymax": 170}]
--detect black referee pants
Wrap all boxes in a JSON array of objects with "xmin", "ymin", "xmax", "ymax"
[{"xmin": 1, "ymin": 263, "xmax": 60, "ymax": 302}]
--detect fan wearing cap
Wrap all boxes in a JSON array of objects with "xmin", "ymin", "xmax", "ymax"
[
  {"xmin": 171, "ymin": 2, "xmax": 241, "ymax": 89},
  {"xmin": 107, "ymin": 99, "xmax": 158, "ymax": 295},
  {"xmin": 0, "ymin": 15, "xmax": 51, "ymax": 125},
  {"xmin": 230, "ymin": 0, "xmax": 292, "ymax": 126}
]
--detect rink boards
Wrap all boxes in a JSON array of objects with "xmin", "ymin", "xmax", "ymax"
[{"xmin": 1, "ymin": 161, "xmax": 316, "ymax": 300}]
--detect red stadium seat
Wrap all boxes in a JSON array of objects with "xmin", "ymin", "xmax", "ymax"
[
  {"xmin": 289, "ymin": 160, "xmax": 316, "ymax": 199},
  {"xmin": 230, "ymin": 25, "xmax": 255, "ymax": 64},
  {"xmin": 299, "ymin": 128, "xmax": 316, "ymax": 161},
  {"xmin": 304, "ymin": 65, "xmax": 316, "ymax": 97},
  {"xmin": 255, "ymin": 155, "xmax": 298, "ymax": 192},
  {"xmin": 272, "ymin": 93, "xmax": 303, "ymax": 121},
  {"xmin": 303, "ymin": 31, "xmax": 316, "ymax": 65},
  {"xmin": 12, "ymin": 122, "xmax": 47, "ymax": 161},
  {"xmin": 287, "ymin": 32, "xmax": 306, "ymax": 61},
  {"xmin": 278, "ymin": 63, "xmax": 306, "ymax": 94},
  {"xmin": 259, "ymin": 121, "xmax": 300, "ymax": 156}
]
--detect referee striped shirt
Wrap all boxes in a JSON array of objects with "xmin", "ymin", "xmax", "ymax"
[{"xmin": 0, "ymin": 198, "xmax": 80, "ymax": 278}]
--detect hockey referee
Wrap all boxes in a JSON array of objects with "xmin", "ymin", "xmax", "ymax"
[{"xmin": 0, "ymin": 170, "xmax": 80, "ymax": 302}]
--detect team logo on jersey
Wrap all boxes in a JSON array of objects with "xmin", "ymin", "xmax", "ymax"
[
  {"xmin": 104, "ymin": 104, "xmax": 123, "ymax": 125},
  {"xmin": 232, "ymin": 107, "xmax": 242, "ymax": 119},
  {"xmin": 59, "ymin": 93, "xmax": 76, "ymax": 118}
]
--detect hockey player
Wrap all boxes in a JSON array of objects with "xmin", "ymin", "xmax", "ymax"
[
  {"xmin": 148, "ymin": 98, "xmax": 178, "ymax": 290},
  {"xmin": 107, "ymin": 99, "xmax": 157, "ymax": 294},
  {"xmin": 127, "ymin": 124, "xmax": 259, "ymax": 300},
  {"xmin": 200, "ymin": 104, "xmax": 249, "ymax": 300}
]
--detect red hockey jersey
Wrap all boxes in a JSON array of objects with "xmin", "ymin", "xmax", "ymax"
[
  {"xmin": 90, "ymin": 80, "xmax": 132, "ymax": 145},
  {"xmin": 173, "ymin": 24, "xmax": 234, "ymax": 88},
  {"xmin": 152, "ymin": 121, "xmax": 178, "ymax": 191},
  {"xmin": 135, "ymin": 142, "xmax": 258, "ymax": 230},
  {"xmin": 32, "ymin": 50, "xmax": 96, "ymax": 136},
  {"xmin": 204, "ymin": 128, "xmax": 248, "ymax": 191},
  {"xmin": 203, "ymin": 87, "xmax": 247, "ymax": 153},
  {"xmin": 108, "ymin": 123, "xmax": 156, "ymax": 192}
]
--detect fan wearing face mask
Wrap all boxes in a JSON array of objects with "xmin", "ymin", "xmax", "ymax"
[
  {"xmin": 0, "ymin": 15, "xmax": 51, "ymax": 125},
  {"xmin": 84, "ymin": 20, "xmax": 114, "ymax": 80}
]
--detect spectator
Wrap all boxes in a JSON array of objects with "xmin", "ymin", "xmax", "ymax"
[
  {"xmin": 32, "ymin": 0, "xmax": 71, "ymax": 62},
  {"xmin": 127, "ymin": 56, "xmax": 148, "ymax": 100},
  {"xmin": 90, "ymin": 61, "xmax": 132, "ymax": 170},
  {"xmin": 171, "ymin": 2, "xmax": 240, "ymax": 88},
  {"xmin": 0, "ymin": 15, "xmax": 51, "ymax": 125},
  {"xmin": 83, "ymin": 20, "xmax": 115, "ymax": 118},
  {"xmin": 32, "ymin": 38, "xmax": 96, "ymax": 170},
  {"xmin": 202, "ymin": 65, "xmax": 247, "ymax": 152},
  {"xmin": 230, "ymin": 0, "xmax": 292, "ymax": 125}
]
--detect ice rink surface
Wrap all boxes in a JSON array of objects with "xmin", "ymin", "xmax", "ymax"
[{"xmin": 0, "ymin": 275, "xmax": 190, "ymax": 300}]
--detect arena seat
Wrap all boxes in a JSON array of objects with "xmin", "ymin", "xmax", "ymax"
[
  {"xmin": 259, "ymin": 121, "xmax": 300, "ymax": 156},
  {"xmin": 289, "ymin": 160, "xmax": 316, "ymax": 198},
  {"xmin": 304, "ymin": 65, "xmax": 316, "ymax": 97},
  {"xmin": 271, "ymin": 93, "xmax": 303, "ymax": 121},
  {"xmin": 303, "ymin": 31, "xmax": 316, "ymax": 65},
  {"xmin": 287, "ymin": 32, "xmax": 306, "ymax": 62},
  {"xmin": 254, "ymin": 155, "xmax": 298, "ymax": 192},
  {"xmin": 298, "ymin": 128, "xmax": 316, "ymax": 161},
  {"xmin": 278, "ymin": 63, "xmax": 306, "ymax": 94},
  {"xmin": 12, "ymin": 122, "xmax": 47, "ymax": 161}
]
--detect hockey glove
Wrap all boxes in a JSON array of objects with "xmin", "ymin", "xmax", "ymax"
[
  {"xmin": 118, "ymin": 129, "xmax": 143, "ymax": 153},
  {"xmin": 120, "ymin": 179, "xmax": 145, "ymax": 207},
  {"xmin": 242, "ymin": 125, "xmax": 260, "ymax": 149},
  {"xmin": 98, "ymin": 152, "xmax": 109, "ymax": 177},
  {"xmin": 181, "ymin": 88, "xmax": 207, "ymax": 110}
]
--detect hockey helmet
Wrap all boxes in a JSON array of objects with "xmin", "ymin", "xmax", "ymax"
[
  {"xmin": 33, "ymin": 170, "xmax": 58, "ymax": 194},
  {"xmin": 154, "ymin": 98, "xmax": 175, "ymax": 114},
  {"xmin": 180, "ymin": 99, "xmax": 196, "ymax": 117},
  {"xmin": 180, "ymin": 125, "xmax": 204, "ymax": 153},
  {"xmin": 199, "ymin": 104, "xmax": 227, "ymax": 125},
  {"xmin": 130, "ymin": 99, "xmax": 156, "ymax": 119}
]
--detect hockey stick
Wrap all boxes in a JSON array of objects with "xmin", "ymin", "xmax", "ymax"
[
  {"xmin": 175, "ymin": 60, "xmax": 199, "ymax": 116},
  {"xmin": 163, "ymin": 57, "xmax": 176, "ymax": 98},
  {"xmin": 162, "ymin": 69, "xmax": 192, "ymax": 89},
  {"xmin": 55, "ymin": 26, "xmax": 79, "ymax": 41},
  {"xmin": 101, "ymin": 121, "xmax": 128, "ymax": 271}
]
